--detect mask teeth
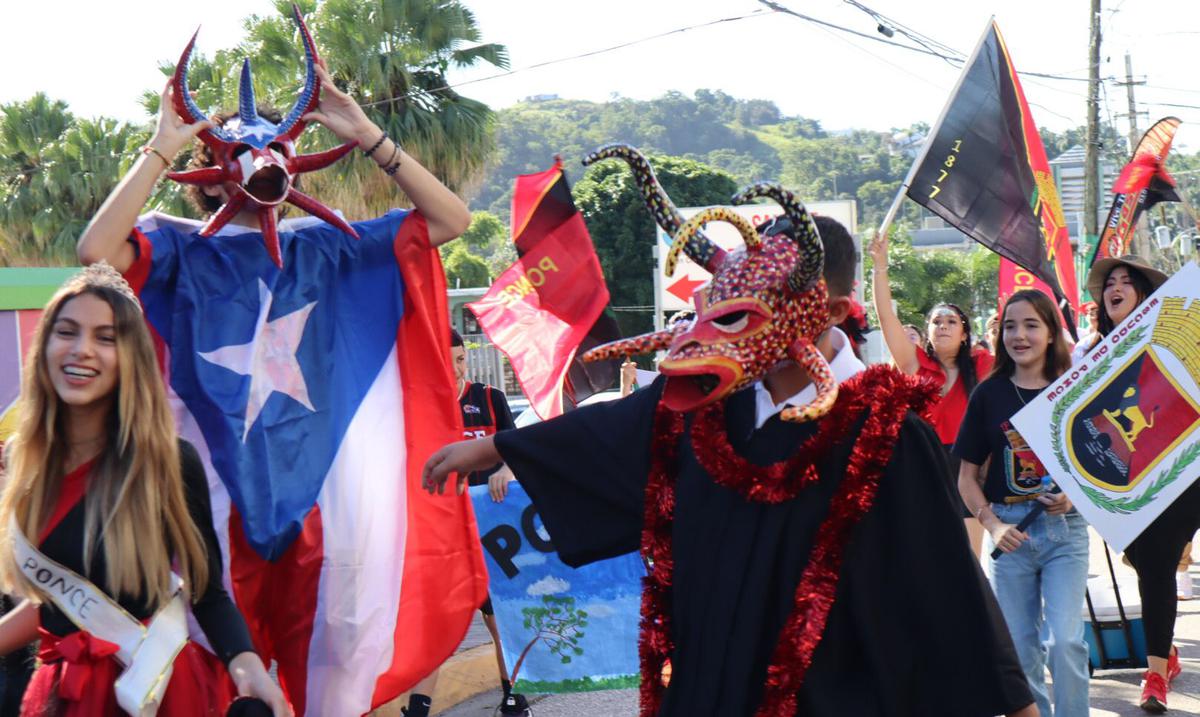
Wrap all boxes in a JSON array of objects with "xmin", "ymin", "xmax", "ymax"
[
  {"xmin": 198, "ymin": 191, "xmax": 248, "ymax": 237},
  {"xmin": 286, "ymin": 187, "xmax": 360, "ymax": 240},
  {"xmin": 166, "ymin": 166, "xmax": 224, "ymax": 186},
  {"xmin": 259, "ymin": 207, "xmax": 283, "ymax": 268}
]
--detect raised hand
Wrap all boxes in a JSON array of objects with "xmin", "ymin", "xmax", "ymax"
[
  {"xmin": 867, "ymin": 230, "xmax": 889, "ymax": 268},
  {"xmin": 149, "ymin": 81, "xmax": 213, "ymax": 160},
  {"xmin": 301, "ymin": 60, "xmax": 376, "ymax": 146}
]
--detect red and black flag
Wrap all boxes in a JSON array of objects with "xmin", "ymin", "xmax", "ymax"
[
  {"xmin": 1088, "ymin": 117, "xmax": 1182, "ymax": 287},
  {"xmin": 468, "ymin": 159, "xmax": 618, "ymax": 420},
  {"xmin": 903, "ymin": 20, "xmax": 1079, "ymax": 318}
]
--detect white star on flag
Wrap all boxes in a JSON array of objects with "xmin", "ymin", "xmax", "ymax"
[{"xmin": 199, "ymin": 279, "xmax": 316, "ymax": 441}]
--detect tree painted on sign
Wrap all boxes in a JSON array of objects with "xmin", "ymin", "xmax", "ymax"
[{"xmin": 509, "ymin": 595, "xmax": 588, "ymax": 684}]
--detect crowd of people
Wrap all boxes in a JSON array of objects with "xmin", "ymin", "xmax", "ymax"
[{"xmin": 0, "ymin": 15, "xmax": 1195, "ymax": 717}]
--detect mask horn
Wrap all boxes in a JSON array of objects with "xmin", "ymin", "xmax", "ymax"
[
  {"xmin": 583, "ymin": 144, "xmax": 725, "ymax": 273},
  {"xmin": 238, "ymin": 59, "xmax": 258, "ymax": 124},
  {"xmin": 731, "ymin": 183, "xmax": 823, "ymax": 293},
  {"xmin": 276, "ymin": 3, "xmax": 322, "ymax": 142},
  {"xmin": 170, "ymin": 29, "xmax": 232, "ymax": 149},
  {"xmin": 666, "ymin": 207, "xmax": 758, "ymax": 277}
]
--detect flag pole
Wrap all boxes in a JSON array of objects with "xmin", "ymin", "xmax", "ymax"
[{"xmin": 877, "ymin": 18, "xmax": 997, "ymax": 239}]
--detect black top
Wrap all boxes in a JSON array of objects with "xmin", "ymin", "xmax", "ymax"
[
  {"xmin": 460, "ymin": 382, "xmax": 515, "ymax": 486},
  {"xmin": 38, "ymin": 440, "xmax": 254, "ymax": 664},
  {"xmin": 953, "ymin": 375, "xmax": 1050, "ymax": 504},
  {"xmin": 496, "ymin": 378, "xmax": 1032, "ymax": 716}
]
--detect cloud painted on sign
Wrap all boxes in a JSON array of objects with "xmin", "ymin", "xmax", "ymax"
[
  {"xmin": 526, "ymin": 576, "xmax": 570, "ymax": 596},
  {"xmin": 513, "ymin": 553, "xmax": 547, "ymax": 568},
  {"xmin": 582, "ymin": 603, "xmax": 615, "ymax": 618}
]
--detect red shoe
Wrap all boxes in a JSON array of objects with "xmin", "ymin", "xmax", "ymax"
[
  {"xmin": 1140, "ymin": 670, "xmax": 1168, "ymax": 713},
  {"xmin": 1168, "ymin": 646, "xmax": 1182, "ymax": 685}
]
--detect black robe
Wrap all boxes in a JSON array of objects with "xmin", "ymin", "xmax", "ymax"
[{"xmin": 495, "ymin": 378, "xmax": 1032, "ymax": 716}]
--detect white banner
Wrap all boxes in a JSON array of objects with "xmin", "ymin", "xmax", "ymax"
[{"xmin": 1011, "ymin": 262, "xmax": 1200, "ymax": 552}]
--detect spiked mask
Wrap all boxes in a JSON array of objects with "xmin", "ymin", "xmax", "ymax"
[
  {"xmin": 167, "ymin": 4, "xmax": 359, "ymax": 267},
  {"xmin": 581, "ymin": 145, "xmax": 838, "ymax": 422}
]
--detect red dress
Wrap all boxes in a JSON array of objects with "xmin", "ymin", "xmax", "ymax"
[
  {"xmin": 915, "ymin": 349, "xmax": 994, "ymax": 446},
  {"xmin": 20, "ymin": 451, "xmax": 246, "ymax": 716}
]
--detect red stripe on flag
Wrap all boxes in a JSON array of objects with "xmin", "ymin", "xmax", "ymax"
[
  {"xmin": 370, "ymin": 213, "xmax": 488, "ymax": 708},
  {"xmin": 228, "ymin": 504, "xmax": 324, "ymax": 716}
]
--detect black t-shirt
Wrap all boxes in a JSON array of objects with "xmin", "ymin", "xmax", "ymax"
[
  {"xmin": 460, "ymin": 382, "xmax": 515, "ymax": 486},
  {"xmin": 953, "ymin": 375, "xmax": 1050, "ymax": 504}
]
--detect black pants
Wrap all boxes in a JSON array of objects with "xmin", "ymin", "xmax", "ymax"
[{"xmin": 1123, "ymin": 479, "xmax": 1200, "ymax": 658}]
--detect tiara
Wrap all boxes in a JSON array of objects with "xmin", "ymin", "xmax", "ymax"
[{"xmin": 67, "ymin": 260, "xmax": 142, "ymax": 313}]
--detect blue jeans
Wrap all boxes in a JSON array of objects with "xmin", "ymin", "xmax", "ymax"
[{"xmin": 984, "ymin": 503, "xmax": 1091, "ymax": 717}]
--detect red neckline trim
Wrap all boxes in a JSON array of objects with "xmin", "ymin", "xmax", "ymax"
[{"xmin": 39, "ymin": 458, "xmax": 96, "ymax": 544}]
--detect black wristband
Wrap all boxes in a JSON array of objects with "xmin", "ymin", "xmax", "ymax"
[{"xmin": 362, "ymin": 132, "xmax": 388, "ymax": 158}]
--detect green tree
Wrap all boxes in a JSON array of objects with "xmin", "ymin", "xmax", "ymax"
[
  {"xmin": 148, "ymin": 0, "xmax": 508, "ymax": 220},
  {"xmin": 440, "ymin": 240, "xmax": 490, "ymax": 288},
  {"xmin": 511, "ymin": 595, "xmax": 588, "ymax": 683},
  {"xmin": 0, "ymin": 95, "xmax": 146, "ymax": 265},
  {"xmin": 573, "ymin": 154, "xmax": 737, "ymax": 335}
]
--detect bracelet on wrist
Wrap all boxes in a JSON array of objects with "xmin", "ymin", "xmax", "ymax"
[
  {"xmin": 140, "ymin": 145, "xmax": 172, "ymax": 169},
  {"xmin": 362, "ymin": 132, "xmax": 388, "ymax": 158},
  {"xmin": 973, "ymin": 503, "xmax": 988, "ymax": 520}
]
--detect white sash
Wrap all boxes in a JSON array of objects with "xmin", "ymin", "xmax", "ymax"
[{"xmin": 10, "ymin": 516, "xmax": 189, "ymax": 717}]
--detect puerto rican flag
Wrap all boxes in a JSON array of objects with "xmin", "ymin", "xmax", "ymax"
[{"xmin": 125, "ymin": 210, "xmax": 487, "ymax": 715}]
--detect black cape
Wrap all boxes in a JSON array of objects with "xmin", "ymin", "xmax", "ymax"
[{"xmin": 495, "ymin": 378, "xmax": 1032, "ymax": 716}]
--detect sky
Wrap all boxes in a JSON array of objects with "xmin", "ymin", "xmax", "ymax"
[{"xmin": 6, "ymin": 0, "xmax": 1200, "ymax": 149}]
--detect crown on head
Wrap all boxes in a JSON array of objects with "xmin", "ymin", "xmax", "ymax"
[{"xmin": 67, "ymin": 261, "xmax": 142, "ymax": 314}]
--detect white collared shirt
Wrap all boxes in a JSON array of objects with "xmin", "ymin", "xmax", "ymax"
[{"xmin": 752, "ymin": 328, "xmax": 867, "ymax": 429}]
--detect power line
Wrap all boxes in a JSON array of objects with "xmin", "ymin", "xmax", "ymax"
[
  {"xmin": 760, "ymin": 0, "xmax": 1093, "ymax": 83},
  {"xmin": 360, "ymin": 9, "xmax": 772, "ymax": 109}
]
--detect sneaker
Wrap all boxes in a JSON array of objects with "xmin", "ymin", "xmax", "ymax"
[
  {"xmin": 1140, "ymin": 670, "xmax": 1168, "ymax": 713},
  {"xmin": 1168, "ymin": 646, "xmax": 1182, "ymax": 685},
  {"xmin": 1177, "ymin": 570, "xmax": 1193, "ymax": 600},
  {"xmin": 499, "ymin": 692, "xmax": 530, "ymax": 715}
]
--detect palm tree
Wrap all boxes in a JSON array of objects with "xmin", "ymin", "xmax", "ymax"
[
  {"xmin": 149, "ymin": 0, "xmax": 508, "ymax": 220},
  {"xmin": 0, "ymin": 95, "xmax": 146, "ymax": 265}
]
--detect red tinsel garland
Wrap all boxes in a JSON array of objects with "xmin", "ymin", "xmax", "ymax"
[{"xmin": 637, "ymin": 365, "xmax": 936, "ymax": 717}]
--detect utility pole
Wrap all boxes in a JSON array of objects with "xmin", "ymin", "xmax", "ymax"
[
  {"xmin": 1116, "ymin": 52, "xmax": 1147, "ymax": 153},
  {"xmin": 1084, "ymin": 0, "xmax": 1102, "ymax": 253}
]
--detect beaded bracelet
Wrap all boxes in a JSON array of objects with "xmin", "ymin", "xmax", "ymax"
[{"xmin": 362, "ymin": 132, "xmax": 388, "ymax": 158}]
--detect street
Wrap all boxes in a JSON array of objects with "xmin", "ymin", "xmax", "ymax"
[{"xmin": 440, "ymin": 526, "xmax": 1200, "ymax": 716}]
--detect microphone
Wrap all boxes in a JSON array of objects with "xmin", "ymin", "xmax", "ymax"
[{"xmin": 990, "ymin": 477, "xmax": 1057, "ymax": 560}]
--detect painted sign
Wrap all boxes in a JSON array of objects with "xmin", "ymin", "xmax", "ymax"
[
  {"xmin": 469, "ymin": 483, "xmax": 642, "ymax": 693},
  {"xmin": 1011, "ymin": 262, "xmax": 1200, "ymax": 551}
]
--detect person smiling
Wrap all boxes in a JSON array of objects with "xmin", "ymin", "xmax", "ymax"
[
  {"xmin": 0, "ymin": 265, "xmax": 290, "ymax": 716},
  {"xmin": 1076, "ymin": 255, "xmax": 1198, "ymax": 713},
  {"xmin": 954, "ymin": 289, "xmax": 1085, "ymax": 716},
  {"xmin": 870, "ymin": 231, "xmax": 993, "ymax": 554}
]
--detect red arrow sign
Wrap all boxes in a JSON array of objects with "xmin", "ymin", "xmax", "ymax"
[{"xmin": 667, "ymin": 275, "xmax": 706, "ymax": 302}]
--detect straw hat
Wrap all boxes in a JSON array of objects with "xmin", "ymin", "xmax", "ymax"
[{"xmin": 1086, "ymin": 254, "xmax": 1169, "ymax": 301}]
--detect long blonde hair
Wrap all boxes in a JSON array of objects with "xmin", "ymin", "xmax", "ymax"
[{"xmin": 0, "ymin": 281, "xmax": 208, "ymax": 608}]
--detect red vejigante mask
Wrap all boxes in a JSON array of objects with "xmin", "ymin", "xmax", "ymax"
[
  {"xmin": 581, "ymin": 145, "xmax": 837, "ymax": 422},
  {"xmin": 166, "ymin": 4, "xmax": 359, "ymax": 267}
]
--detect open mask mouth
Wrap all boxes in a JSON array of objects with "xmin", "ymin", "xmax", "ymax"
[
  {"xmin": 244, "ymin": 165, "xmax": 290, "ymax": 205},
  {"xmin": 658, "ymin": 356, "xmax": 742, "ymax": 412}
]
